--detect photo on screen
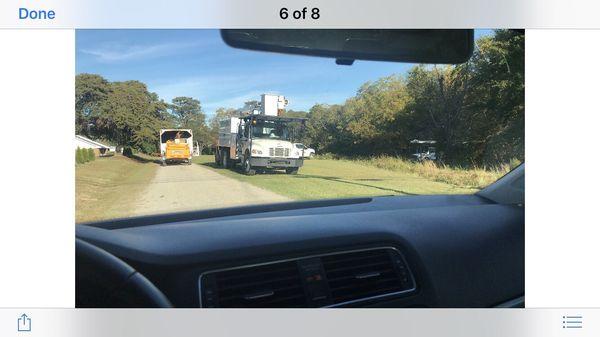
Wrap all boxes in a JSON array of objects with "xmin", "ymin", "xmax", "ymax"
[{"xmin": 75, "ymin": 29, "xmax": 524, "ymax": 308}]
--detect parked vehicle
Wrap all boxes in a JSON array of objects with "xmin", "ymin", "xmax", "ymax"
[
  {"xmin": 159, "ymin": 129, "xmax": 193, "ymax": 166},
  {"xmin": 215, "ymin": 94, "xmax": 304, "ymax": 175},
  {"xmin": 409, "ymin": 139, "xmax": 437, "ymax": 161},
  {"xmin": 293, "ymin": 143, "xmax": 315, "ymax": 158},
  {"xmin": 192, "ymin": 141, "xmax": 201, "ymax": 157}
]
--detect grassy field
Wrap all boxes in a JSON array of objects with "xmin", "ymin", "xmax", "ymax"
[
  {"xmin": 76, "ymin": 154, "xmax": 158, "ymax": 223},
  {"xmin": 76, "ymin": 153, "xmax": 498, "ymax": 222},
  {"xmin": 193, "ymin": 155, "xmax": 478, "ymax": 200}
]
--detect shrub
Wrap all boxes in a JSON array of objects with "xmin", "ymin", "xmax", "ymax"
[
  {"xmin": 314, "ymin": 152, "xmax": 343, "ymax": 160},
  {"xmin": 76, "ymin": 147, "xmax": 85, "ymax": 164},
  {"xmin": 87, "ymin": 148, "xmax": 95, "ymax": 161},
  {"xmin": 509, "ymin": 158, "xmax": 522, "ymax": 170},
  {"xmin": 122, "ymin": 147, "xmax": 133, "ymax": 157}
]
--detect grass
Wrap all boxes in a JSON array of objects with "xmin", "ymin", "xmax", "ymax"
[
  {"xmin": 193, "ymin": 155, "xmax": 478, "ymax": 200},
  {"xmin": 76, "ymin": 153, "xmax": 504, "ymax": 222},
  {"xmin": 352, "ymin": 155, "xmax": 514, "ymax": 189},
  {"xmin": 76, "ymin": 154, "xmax": 158, "ymax": 223}
]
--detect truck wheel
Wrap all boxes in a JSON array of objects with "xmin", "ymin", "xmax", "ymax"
[
  {"xmin": 243, "ymin": 155, "xmax": 255, "ymax": 176},
  {"xmin": 285, "ymin": 167, "xmax": 299, "ymax": 175},
  {"xmin": 221, "ymin": 150, "xmax": 229, "ymax": 169},
  {"xmin": 215, "ymin": 149, "xmax": 221, "ymax": 166}
]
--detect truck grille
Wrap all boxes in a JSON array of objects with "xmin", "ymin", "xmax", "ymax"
[{"xmin": 269, "ymin": 148, "xmax": 289, "ymax": 157}]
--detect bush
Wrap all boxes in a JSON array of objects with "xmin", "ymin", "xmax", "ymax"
[
  {"xmin": 76, "ymin": 147, "xmax": 85, "ymax": 164},
  {"xmin": 509, "ymin": 158, "xmax": 521, "ymax": 170},
  {"xmin": 87, "ymin": 148, "xmax": 95, "ymax": 161},
  {"xmin": 122, "ymin": 147, "xmax": 133, "ymax": 157},
  {"xmin": 314, "ymin": 152, "xmax": 343, "ymax": 160}
]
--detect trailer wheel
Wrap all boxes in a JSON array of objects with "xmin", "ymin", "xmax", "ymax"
[
  {"xmin": 243, "ymin": 154, "xmax": 255, "ymax": 176},
  {"xmin": 285, "ymin": 167, "xmax": 299, "ymax": 175}
]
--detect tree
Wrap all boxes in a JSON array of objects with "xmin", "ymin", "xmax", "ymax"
[
  {"xmin": 305, "ymin": 104, "xmax": 350, "ymax": 154},
  {"xmin": 465, "ymin": 30, "xmax": 525, "ymax": 165},
  {"xmin": 170, "ymin": 97, "xmax": 201, "ymax": 127},
  {"xmin": 344, "ymin": 75, "xmax": 411, "ymax": 155},
  {"xmin": 96, "ymin": 81, "xmax": 170, "ymax": 153},
  {"xmin": 406, "ymin": 65, "xmax": 471, "ymax": 163},
  {"xmin": 170, "ymin": 96, "xmax": 211, "ymax": 153},
  {"xmin": 209, "ymin": 107, "xmax": 238, "ymax": 142},
  {"xmin": 302, "ymin": 30, "xmax": 524, "ymax": 166},
  {"xmin": 75, "ymin": 74, "xmax": 110, "ymax": 136}
]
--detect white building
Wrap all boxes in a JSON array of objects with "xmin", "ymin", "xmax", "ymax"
[{"xmin": 75, "ymin": 135, "xmax": 115, "ymax": 156}]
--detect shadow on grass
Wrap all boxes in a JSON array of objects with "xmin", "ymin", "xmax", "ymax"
[
  {"xmin": 127, "ymin": 154, "xmax": 163, "ymax": 165},
  {"xmin": 199, "ymin": 162, "xmax": 221, "ymax": 169},
  {"xmin": 199, "ymin": 161, "xmax": 416, "ymax": 196},
  {"xmin": 293, "ymin": 174, "xmax": 418, "ymax": 196}
]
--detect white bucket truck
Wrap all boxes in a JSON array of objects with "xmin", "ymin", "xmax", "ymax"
[{"xmin": 215, "ymin": 94, "xmax": 305, "ymax": 175}]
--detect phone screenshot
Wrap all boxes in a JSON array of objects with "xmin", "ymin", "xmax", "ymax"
[{"xmin": 0, "ymin": 1, "xmax": 598, "ymax": 336}]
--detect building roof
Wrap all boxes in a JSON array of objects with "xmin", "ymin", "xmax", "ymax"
[
  {"xmin": 410, "ymin": 139, "xmax": 437, "ymax": 144},
  {"xmin": 75, "ymin": 135, "xmax": 111, "ymax": 149}
]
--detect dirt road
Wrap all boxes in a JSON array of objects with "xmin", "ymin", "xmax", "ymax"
[{"xmin": 130, "ymin": 163, "xmax": 290, "ymax": 217}]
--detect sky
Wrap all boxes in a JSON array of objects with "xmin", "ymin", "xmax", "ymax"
[{"xmin": 76, "ymin": 30, "xmax": 493, "ymax": 117}]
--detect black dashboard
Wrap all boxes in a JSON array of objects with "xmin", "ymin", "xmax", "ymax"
[{"xmin": 76, "ymin": 194, "xmax": 524, "ymax": 308}]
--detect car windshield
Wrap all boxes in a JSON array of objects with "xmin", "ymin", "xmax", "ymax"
[
  {"xmin": 75, "ymin": 29, "xmax": 524, "ymax": 223},
  {"xmin": 252, "ymin": 120, "xmax": 290, "ymax": 140}
]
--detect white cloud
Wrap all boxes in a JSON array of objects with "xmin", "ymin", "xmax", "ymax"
[{"xmin": 79, "ymin": 41, "xmax": 204, "ymax": 62}]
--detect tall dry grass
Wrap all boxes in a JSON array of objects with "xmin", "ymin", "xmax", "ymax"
[{"xmin": 318, "ymin": 154, "xmax": 519, "ymax": 189}]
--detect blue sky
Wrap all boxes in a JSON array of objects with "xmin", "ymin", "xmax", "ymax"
[{"xmin": 76, "ymin": 30, "xmax": 493, "ymax": 117}]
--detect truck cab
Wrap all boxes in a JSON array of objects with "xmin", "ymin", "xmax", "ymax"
[
  {"xmin": 238, "ymin": 115, "xmax": 304, "ymax": 175},
  {"xmin": 215, "ymin": 94, "xmax": 305, "ymax": 175}
]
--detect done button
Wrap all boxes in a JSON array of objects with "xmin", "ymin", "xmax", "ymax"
[{"xmin": 19, "ymin": 8, "xmax": 56, "ymax": 20}]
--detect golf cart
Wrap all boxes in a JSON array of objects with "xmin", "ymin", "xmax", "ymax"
[{"xmin": 410, "ymin": 139, "xmax": 437, "ymax": 161}]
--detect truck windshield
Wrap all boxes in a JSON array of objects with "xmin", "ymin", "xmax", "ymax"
[{"xmin": 252, "ymin": 121, "xmax": 290, "ymax": 140}]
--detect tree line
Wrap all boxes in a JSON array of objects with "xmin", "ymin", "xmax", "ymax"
[
  {"xmin": 76, "ymin": 29, "xmax": 523, "ymax": 167},
  {"xmin": 302, "ymin": 30, "xmax": 524, "ymax": 166},
  {"xmin": 75, "ymin": 76, "xmax": 212, "ymax": 154}
]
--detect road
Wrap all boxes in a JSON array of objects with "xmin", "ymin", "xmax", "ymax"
[{"xmin": 130, "ymin": 163, "xmax": 290, "ymax": 217}]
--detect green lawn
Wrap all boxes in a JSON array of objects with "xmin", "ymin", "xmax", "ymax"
[
  {"xmin": 76, "ymin": 154, "xmax": 158, "ymax": 223},
  {"xmin": 193, "ymin": 155, "xmax": 477, "ymax": 200}
]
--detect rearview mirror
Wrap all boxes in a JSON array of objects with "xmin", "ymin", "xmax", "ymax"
[{"xmin": 221, "ymin": 29, "xmax": 474, "ymax": 65}]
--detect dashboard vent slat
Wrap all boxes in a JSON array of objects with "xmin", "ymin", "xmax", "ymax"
[
  {"xmin": 322, "ymin": 249, "xmax": 414, "ymax": 305},
  {"xmin": 201, "ymin": 261, "xmax": 307, "ymax": 308}
]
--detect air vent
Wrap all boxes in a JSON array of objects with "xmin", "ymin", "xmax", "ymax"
[
  {"xmin": 199, "ymin": 248, "xmax": 415, "ymax": 308},
  {"xmin": 322, "ymin": 249, "xmax": 415, "ymax": 305},
  {"xmin": 200, "ymin": 261, "xmax": 307, "ymax": 308}
]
